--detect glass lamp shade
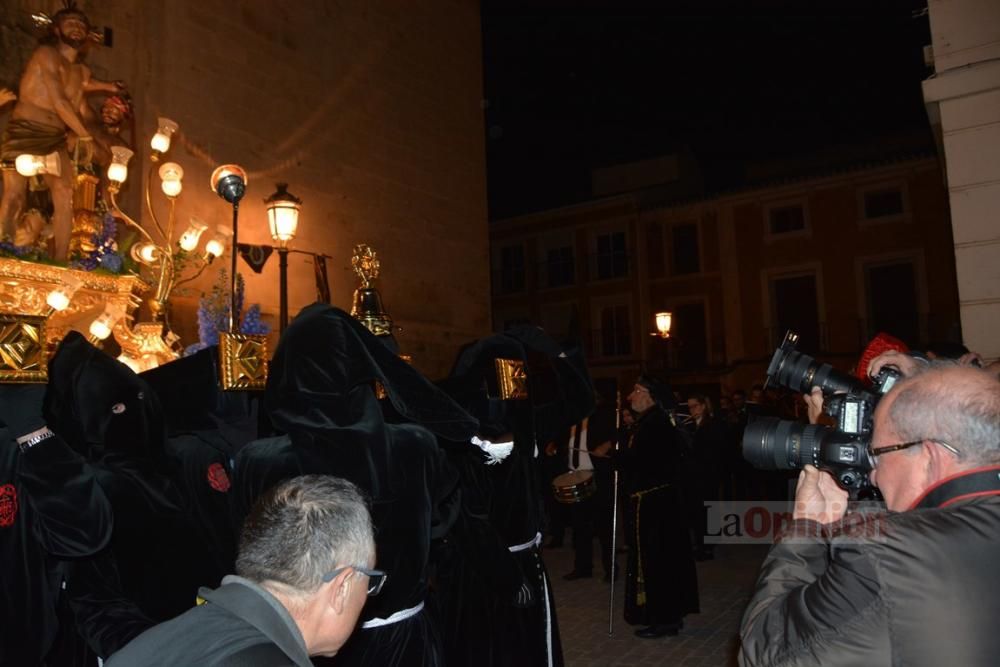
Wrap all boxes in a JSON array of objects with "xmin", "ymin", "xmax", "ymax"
[
  {"xmin": 205, "ymin": 226, "xmax": 233, "ymax": 258},
  {"xmin": 89, "ymin": 303, "xmax": 126, "ymax": 341},
  {"xmin": 158, "ymin": 162, "xmax": 184, "ymax": 197},
  {"xmin": 653, "ymin": 311, "xmax": 673, "ymax": 338},
  {"xmin": 178, "ymin": 218, "xmax": 208, "ymax": 251},
  {"xmin": 210, "ymin": 164, "xmax": 248, "ymax": 204},
  {"xmin": 45, "ymin": 274, "xmax": 84, "ymax": 312},
  {"xmin": 130, "ymin": 242, "xmax": 161, "ymax": 264},
  {"xmin": 264, "ymin": 183, "xmax": 302, "ymax": 245},
  {"xmin": 107, "ymin": 146, "xmax": 134, "ymax": 184},
  {"xmin": 150, "ymin": 117, "xmax": 179, "ymax": 154},
  {"xmin": 160, "ymin": 178, "xmax": 183, "ymax": 198},
  {"xmin": 15, "ymin": 152, "xmax": 61, "ymax": 177}
]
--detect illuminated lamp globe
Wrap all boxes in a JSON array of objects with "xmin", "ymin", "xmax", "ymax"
[
  {"xmin": 178, "ymin": 218, "xmax": 208, "ymax": 252},
  {"xmin": 150, "ymin": 117, "xmax": 179, "ymax": 155},
  {"xmin": 264, "ymin": 183, "xmax": 302, "ymax": 247}
]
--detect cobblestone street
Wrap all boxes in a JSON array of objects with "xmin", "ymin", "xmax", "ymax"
[{"xmin": 545, "ymin": 543, "xmax": 768, "ymax": 667}]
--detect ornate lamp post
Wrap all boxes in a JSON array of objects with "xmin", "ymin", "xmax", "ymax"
[{"xmin": 264, "ymin": 183, "xmax": 302, "ymax": 334}]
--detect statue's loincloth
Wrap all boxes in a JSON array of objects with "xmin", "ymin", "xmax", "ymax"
[{"xmin": 1, "ymin": 119, "xmax": 66, "ymax": 165}]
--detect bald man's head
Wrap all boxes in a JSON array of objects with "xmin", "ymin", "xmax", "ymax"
[{"xmin": 885, "ymin": 363, "xmax": 1000, "ymax": 467}]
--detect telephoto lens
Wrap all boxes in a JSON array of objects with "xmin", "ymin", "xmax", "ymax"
[
  {"xmin": 767, "ymin": 347, "xmax": 862, "ymax": 396},
  {"xmin": 742, "ymin": 416, "xmax": 870, "ymax": 472}
]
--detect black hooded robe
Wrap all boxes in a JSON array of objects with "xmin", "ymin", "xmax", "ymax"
[
  {"xmin": 231, "ymin": 304, "xmax": 477, "ymax": 667},
  {"xmin": 0, "ymin": 393, "xmax": 112, "ymax": 667}
]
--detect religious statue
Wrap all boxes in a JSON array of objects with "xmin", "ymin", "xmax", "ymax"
[
  {"xmin": 0, "ymin": 2, "xmax": 126, "ymax": 261},
  {"xmin": 352, "ymin": 243, "xmax": 381, "ymax": 287},
  {"xmin": 350, "ymin": 243, "xmax": 395, "ymax": 337}
]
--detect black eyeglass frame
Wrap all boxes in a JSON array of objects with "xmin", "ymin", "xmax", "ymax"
[
  {"xmin": 321, "ymin": 566, "xmax": 387, "ymax": 596},
  {"xmin": 867, "ymin": 438, "xmax": 960, "ymax": 462}
]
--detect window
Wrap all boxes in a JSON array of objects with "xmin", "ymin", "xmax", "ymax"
[
  {"xmin": 596, "ymin": 231, "xmax": 628, "ymax": 280},
  {"xmin": 863, "ymin": 188, "xmax": 904, "ymax": 220},
  {"xmin": 545, "ymin": 246, "xmax": 575, "ymax": 287},
  {"xmin": 498, "ymin": 245, "xmax": 525, "ymax": 294},
  {"xmin": 671, "ymin": 223, "xmax": 700, "ymax": 275},
  {"xmin": 670, "ymin": 302, "xmax": 708, "ymax": 368},
  {"xmin": 768, "ymin": 204, "xmax": 806, "ymax": 235},
  {"xmin": 771, "ymin": 274, "xmax": 821, "ymax": 352},
  {"xmin": 865, "ymin": 260, "xmax": 919, "ymax": 346},
  {"xmin": 599, "ymin": 304, "xmax": 631, "ymax": 356},
  {"xmin": 647, "ymin": 223, "xmax": 665, "ymax": 279}
]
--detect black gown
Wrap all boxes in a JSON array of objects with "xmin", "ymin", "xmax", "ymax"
[
  {"xmin": 621, "ymin": 407, "xmax": 700, "ymax": 627},
  {"xmin": 42, "ymin": 333, "xmax": 214, "ymax": 658},
  {"xmin": 231, "ymin": 304, "xmax": 477, "ymax": 667},
  {"xmin": 0, "ymin": 386, "xmax": 112, "ymax": 666},
  {"xmin": 434, "ymin": 327, "xmax": 595, "ymax": 667}
]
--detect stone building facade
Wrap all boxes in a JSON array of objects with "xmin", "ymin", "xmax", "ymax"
[{"xmin": 491, "ymin": 156, "xmax": 961, "ymax": 399}]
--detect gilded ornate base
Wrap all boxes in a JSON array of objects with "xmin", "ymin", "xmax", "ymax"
[
  {"xmin": 219, "ymin": 332, "xmax": 268, "ymax": 391},
  {"xmin": 116, "ymin": 321, "xmax": 181, "ymax": 372},
  {"xmin": 0, "ymin": 258, "xmax": 148, "ymax": 348},
  {"xmin": 0, "ymin": 313, "xmax": 47, "ymax": 382}
]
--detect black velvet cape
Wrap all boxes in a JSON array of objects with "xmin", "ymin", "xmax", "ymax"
[
  {"xmin": 231, "ymin": 304, "xmax": 478, "ymax": 667},
  {"xmin": 43, "ymin": 332, "xmax": 213, "ymax": 657},
  {"xmin": 0, "ymin": 386, "xmax": 112, "ymax": 667},
  {"xmin": 433, "ymin": 327, "xmax": 595, "ymax": 667},
  {"xmin": 142, "ymin": 346, "xmax": 260, "ymax": 586}
]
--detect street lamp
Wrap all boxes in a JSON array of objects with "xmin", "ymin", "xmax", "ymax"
[
  {"xmin": 264, "ymin": 183, "xmax": 302, "ymax": 334},
  {"xmin": 210, "ymin": 164, "xmax": 248, "ymax": 333},
  {"xmin": 651, "ymin": 311, "xmax": 672, "ymax": 338}
]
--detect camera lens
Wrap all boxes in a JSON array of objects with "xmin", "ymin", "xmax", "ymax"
[
  {"xmin": 742, "ymin": 416, "xmax": 832, "ymax": 470},
  {"xmin": 772, "ymin": 349, "xmax": 861, "ymax": 396}
]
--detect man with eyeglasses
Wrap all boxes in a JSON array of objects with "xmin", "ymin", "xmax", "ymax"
[
  {"xmin": 740, "ymin": 362, "xmax": 1000, "ymax": 667},
  {"xmin": 106, "ymin": 475, "xmax": 379, "ymax": 666}
]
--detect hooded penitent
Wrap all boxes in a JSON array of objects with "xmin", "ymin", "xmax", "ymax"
[
  {"xmin": 141, "ymin": 345, "xmax": 258, "ymax": 585},
  {"xmin": 42, "ymin": 332, "xmax": 212, "ymax": 656},
  {"xmin": 434, "ymin": 325, "xmax": 596, "ymax": 667},
  {"xmin": 232, "ymin": 304, "xmax": 477, "ymax": 667}
]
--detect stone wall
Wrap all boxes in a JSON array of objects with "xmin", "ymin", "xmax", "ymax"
[{"xmin": 0, "ymin": 0, "xmax": 491, "ymax": 378}]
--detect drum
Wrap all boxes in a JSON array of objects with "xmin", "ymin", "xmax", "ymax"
[{"xmin": 552, "ymin": 469, "xmax": 596, "ymax": 504}]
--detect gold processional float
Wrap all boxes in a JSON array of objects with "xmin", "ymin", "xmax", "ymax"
[{"xmin": 0, "ymin": 137, "xmax": 400, "ymax": 388}]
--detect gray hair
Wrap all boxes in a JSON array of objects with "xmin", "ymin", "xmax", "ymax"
[
  {"xmin": 236, "ymin": 475, "xmax": 374, "ymax": 598},
  {"xmin": 886, "ymin": 361, "xmax": 1000, "ymax": 465}
]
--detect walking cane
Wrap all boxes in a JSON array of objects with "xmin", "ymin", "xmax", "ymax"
[{"xmin": 608, "ymin": 390, "xmax": 622, "ymax": 636}]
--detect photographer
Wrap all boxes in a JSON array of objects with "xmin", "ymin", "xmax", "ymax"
[{"xmin": 739, "ymin": 362, "xmax": 1000, "ymax": 667}]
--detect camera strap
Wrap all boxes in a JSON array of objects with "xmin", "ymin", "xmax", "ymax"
[{"xmin": 912, "ymin": 465, "xmax": 1000, "ymax": 509}]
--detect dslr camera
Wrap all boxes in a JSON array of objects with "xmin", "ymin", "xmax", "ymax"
[{"xmin": 742, "ymin": 331, "xmax": 901, "ymax": 490}]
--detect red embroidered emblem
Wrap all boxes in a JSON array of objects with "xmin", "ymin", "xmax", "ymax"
[
  {"xmin": 0, "ymin": 484, "xmax": 18, "ymax": 528},
  {"xmin": 207, "ymin": 463, "xmax": 231, "ymax": 492}
]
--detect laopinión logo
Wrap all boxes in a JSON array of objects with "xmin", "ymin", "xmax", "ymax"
[{"xmin": 703, "ymin": 500, "xmax": 890, "ymax": 544}]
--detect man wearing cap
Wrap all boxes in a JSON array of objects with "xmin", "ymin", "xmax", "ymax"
[{"xmin": 619, "ymin": 373, "xmax": 699, "ymax": 638}]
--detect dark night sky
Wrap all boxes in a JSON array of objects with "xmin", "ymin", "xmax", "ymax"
[{"xmin": 481, "ymin": 0, "xmax": 934, "ymax": 219}]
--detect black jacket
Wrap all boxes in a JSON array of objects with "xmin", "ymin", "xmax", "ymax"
[
  {"xmin": 739, "ymin": 465, "xmax": 1000, "ymax": 667},
  {"xmin": 105, "ymin": 576, "xmax": 311, "ymax": 667}
]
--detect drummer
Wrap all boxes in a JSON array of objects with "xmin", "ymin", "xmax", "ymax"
[{"xmin": 560, "ymin": 394, "xmax": 617, "ymax": 582}]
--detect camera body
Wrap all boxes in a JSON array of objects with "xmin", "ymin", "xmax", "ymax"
[{"xmin": 743, "ymin": 331, "xmax": 902, "ymax": 490}]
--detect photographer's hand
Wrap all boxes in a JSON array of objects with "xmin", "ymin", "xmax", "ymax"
[
  {"xmin": 793, "ymin": 465, "xmax": 848, "ymax": 524},
  {"xmin": 803, "ymin": 387, "xmax": 824, "ymax": 425},
  {"xmin": 867, "ymin": 350, "xmax": 921, "ymax": 380}
]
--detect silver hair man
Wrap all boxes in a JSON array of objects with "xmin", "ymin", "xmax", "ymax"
[{"xmin": 108, "ymin": 475, "xmax": 379, "ymax": 665}]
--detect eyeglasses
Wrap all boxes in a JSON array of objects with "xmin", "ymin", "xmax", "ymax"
[
  {"xmin": 322, "ymin": 566, "xmax": 387, "ymax": 596},
  {"xmin": 867, "ymin": 438, "xmax": 960, "ymax": 464}
]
